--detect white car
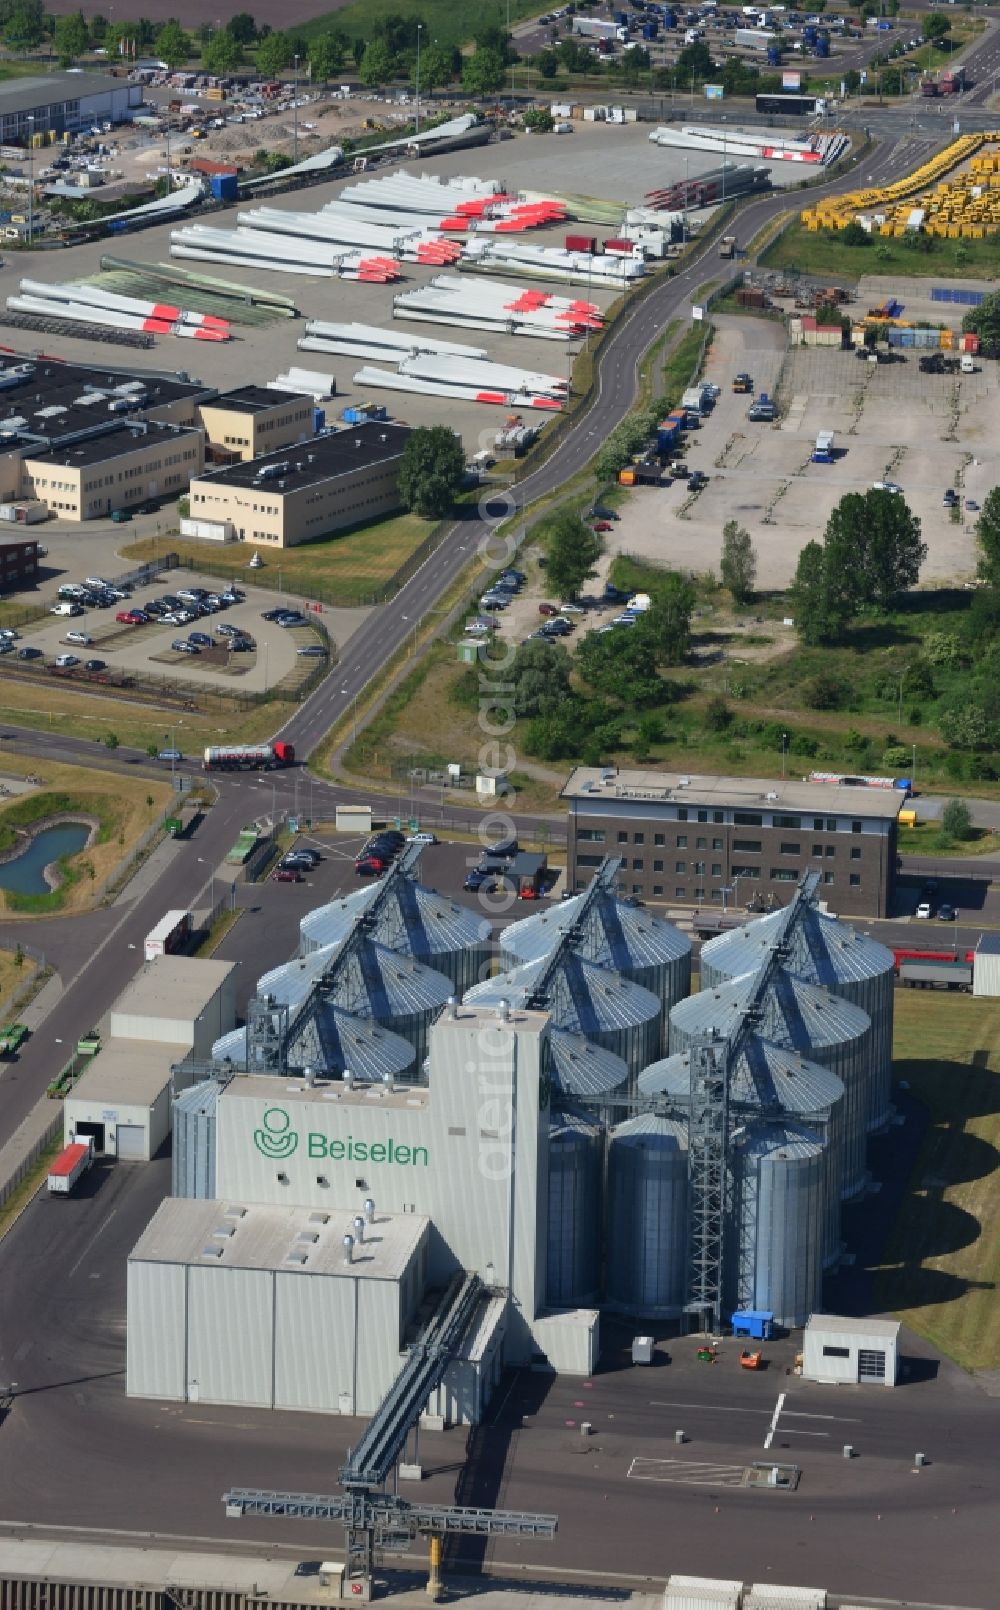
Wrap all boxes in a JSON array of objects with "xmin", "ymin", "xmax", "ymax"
[
  {"xmin": 64, "ymin": 630, "xmax": 92, "ymax": 646},
  {"xmin": 55, "ymin": 653, "xmax": 79, "ymax": 667},
  {"xmin": 873, "ymin": 480, "xmax": 903, "ymax": 494},
  {"xmin": 558, "ymin": 601, "xmax": 585, "ymax": 615},
  {"xmin": 406, "ymin": 831, "xmax": 439, "ymax": 845},
  {"xmin": 915, "ymin": 901, "xmax": 933, "ymax": 919},
  {"xmin": 84, "ymin": 576, "xmax": 109, "ymax": 589}
]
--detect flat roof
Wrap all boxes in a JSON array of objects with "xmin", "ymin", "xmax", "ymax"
[
  {"xmin": 805, "ymin": 1313, "xmax": 900, "ymax": 1338},
  {"xmin": 0, "ymin": 75, "xmax": 131, "ymax": 115},
  {"xmin": 211, "ymin": 386, "xmax": 311, "ymax": 414},
  {"xmin": 65, "ymin": 1038, "xmax": 178, "ymax": 1107},
  {"xmin": 191, "ymin": 420, "xmax": 410, "ymax": 494},
  {"xmin": 23, "ymin": 421, "xmax": 201, "ymax": 471},
  {"xmin": 112, "ymin": 956, "xmax": 235, "ymax": 1022},
  {"xmin": 130, "ymin": 1196, "xmax": 428, "ymax": 1281},
  {"xmin": 561, "ymin": 767, "xmax": 905, "ymax": 820},
  {"xmin": 976, "ymin": 934, "xmax": 1000, "ymax": 956},
  {"xmin": 0, "ymin": 354, "xmax": 214, "ymax": 446},
  {"xmin": 220, "ymin": 1071, "xmax": 431, "ymax": 1115}
]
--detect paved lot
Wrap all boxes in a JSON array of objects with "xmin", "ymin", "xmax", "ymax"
[{"xmin": 611, "ymin": 315, "xmax": 992, "ymax": 590}]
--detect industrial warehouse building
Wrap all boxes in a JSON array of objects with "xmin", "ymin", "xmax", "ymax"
[
  {"xmin": 0, "ymin": 75, "xmax": 142, "ymax": 145},
  {"xmin": 802, "ymin": 1314, "xmax": 900, "ymax": 1386},
  {"xmin": 126, "ymin": 857, "xmax": 898, "ymax": 1419},
  {"xmin": 187, "ymin": 420, "xmax": 410, "ymax": 548},
  {"xmin": 562, "ymin": 767, "xmax": 903, "ymax": 918},
  {"xmin": 0, "ymin": 535, "xmax": 40, "ymax": 591},
  {"xmin": 198, "ymin": 386, "xmax": 318, "ymax": 465},
  {"xmin": 21, "ymin": 421, "xmax": 203, "ymax": 520},
  {"xmin": 65, "ymin": 957, "xmax": 237, "ymax": 1159}
]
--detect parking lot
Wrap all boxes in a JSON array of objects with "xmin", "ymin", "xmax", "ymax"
[{"xmin": 611, "ymin": 314, "xmax": 993, "ymax": 590}]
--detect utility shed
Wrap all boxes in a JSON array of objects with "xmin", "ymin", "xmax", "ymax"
[
  {"xmin": 802, "ymin": 1314, "xmax": 898, "ymax": 1387},
  {"xmin": 109, "ymin": 957, "xmax": 237, "ymax": 1056},
  {"xmin": 744, "ymin": 1590, "xmax": 825, "ymax": 1610},
  {"xmin": 664, "ymin": 1578, "xmax": 743, "ymax": 1610},
  {"xmin": 126, "ymin": 1197, "xmax": 429, "ymax": 1413},
  {"xmin": 973, "ymin": 933, "xmax": 1000, "ymax": 997},
  {"xmin": 63, "ymin": 1039, "xmax": 184, "ymax": 1160}
]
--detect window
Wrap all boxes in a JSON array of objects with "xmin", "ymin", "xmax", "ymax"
[
  {"xmin": 734, "ymin": 811, "xmax": 763, "ymax": 826},
  {"xmin": 851, "ymin": 847, "xmax": 861, "ymax": 860},
  {"xmin": 694, "ymin": 861, "xmax": 705, "ymax": 875},
  {"xmin": 632, "ymin": 858, "xmax": 644, "ymax": 871},
  {"xmin": 732, "ymin": 865, "xmax": 760, "ymax": 880},
  {"xmin": 677, "ymin": 834, "xmax": 688, "ymax": 848},
  {"xmin": 631, "ymin": 884, "xmax": 642, "ymax": 895},
  {"xmin": 858, "ymin": 1349, "xmax": 886, "ymax": 1381},
  {"xmin": 713, "ymin": 810, "xmax": 723, "ymax": 823},
  {"xmin": 771, "ymin": 868, "xmax": 797, "ymax": 882},
  {"xmin": 779, "ymin": 842, "xmax": 800, "ymax": 855},
  {"xmin": 577, "ymin": 854, "xmax": 603, "ymax": 868},
  {"xmin": 813, "ymin": 817, "xmax": 824, "ymax": 831},
  {"xmin": 675, "ymin": 887, "xmax": 686, "ymax": 899},
  {"xmin": 825, "ymin": 845, "xmax": 835, "ymax": 858},
  {"xmin": 849, "ymin": 873, "xmax": 861, "ymax": 887},
  {"xmin": 653, "ymin": 859, "xmax": 664, "ymax": 873},
  {"xmin": 677, "ymin": 807, "xmax": 688, "ymax": 821},
  {"xmin": 712, "ymin": 863, "xmax": 722, "ymax": 877},
  {"xmin": 812, "ymin": 844, "xmax": 823, "ymax": 857},
  {"xmin": 851, "ymin": 819, "xmax": 863, "ymax": 833},
  {"xmin": 696, "ymin": 836, "xmax": 707, "ymax": 849},
  {"xmin": 733, "ymin": 839, "xmax": 762, "ymax": 853},
  {"xmin": 774, "ymin": 814, "xmax": 801, "ymax": 829},
  {"xmin": 827, "ymin": 818, "xmax": 837, "ymax": 832},
  {"xmin": 712, "ymin": 838, "xmax": 723, "ymax": 850},
  {"xmin": 654, "ymin": 833, "xmax": 665, "ymax": 847},
  {"xmin": 822, "ymin": 1345, "xmax": 851, "ymax": 1360},
  {"xmin": 653, "ymin": 885, "xmax": 663, "ymax": 896},
  {"xmin": 634, "ymin": 832, "xmax": 645, "ymax": 844},
  {"xmin": 578, "ymin": 829, "xmax": 606, "ymax": 842},
  {"xmin": 675, "ymin": 860, "xmax": 687, "ymax": 874},
  {"xmin": 617, "ymin": 831, "xmax": 628, "ymax": 844},
  {"xmin": 694, "ymin": 887, "xmax": 705, "ymax": 900},
  {"xmin": 697, "ymin": 809, "xmax": 708, "ymax": 823},
  {"xmin": 824, "ymin": 871, "xmax": 834, "ymax": 884}
]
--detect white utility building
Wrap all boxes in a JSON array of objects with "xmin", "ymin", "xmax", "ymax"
[
  {"xmin": 110, "ymin": 956, "xmax": 238, "ymax": 1058},
  {"xmin": 802, "ymin": 1313, "xmax": 899, "ymax": 1387}
]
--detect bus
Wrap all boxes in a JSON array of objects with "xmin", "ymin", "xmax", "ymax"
[{"xmin": 755, "ymin": 92, "xmax": 827, "ymax": 116}]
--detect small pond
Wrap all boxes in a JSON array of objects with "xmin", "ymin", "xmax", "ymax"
[{"xmin": 0, "ymin": 824, "xmax": 91, "ymax": 895}]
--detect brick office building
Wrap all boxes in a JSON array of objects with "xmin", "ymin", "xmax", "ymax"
[{"xmin": 562, "ymin": 767, "xmax": 903, "ymax": 920}]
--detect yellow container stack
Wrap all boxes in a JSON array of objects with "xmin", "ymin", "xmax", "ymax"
[{"xmin": 800, "ymin": 133, "xmax": 1000, "ymax": 240}]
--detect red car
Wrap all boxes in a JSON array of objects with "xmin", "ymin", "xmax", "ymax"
[
  {"xmin": 355, "ymin": 857, "xmax": 386, "ymax": 877},
  {"xmin": 116, "ymin": 609, "xmax": 147, "ymax": 625},
  {"xmin": 273, "ymin": 866, "xmax": 302, "ymax": 883},
  {"xmin": 538, "ymin": 603, "xmax": 559, "ymax": 617},
  {"xmin": 592, "ymin": 520, "xmax": 613, "ymax": 532}
]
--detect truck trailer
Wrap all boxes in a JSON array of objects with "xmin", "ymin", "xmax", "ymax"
[
  {"xmin": 573, "ymin": 16, "xmax": 630, "ymax": 40},
  {"xmin": 899, "ymin": 958, "xmax": 972, "ymax": 991},
  {"xmin": 48, "ymin": 1139, "xmax": 95, "ymax": 1196},
  {"xmin": 144, "ymin": 908, "xmax": 192, "ymax": 962},
  {"xmin": 202, "ymin": 741, "xmax": 295, "ymax": 772}
]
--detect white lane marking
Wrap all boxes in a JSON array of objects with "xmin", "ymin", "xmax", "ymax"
[
  {"xmin": 629, "ymin": 1456, "xmax": 746, "ymax": 1488},
  {"xmin": 784, "ymin": 1408, "xmax": 862, "ymax": 1423},
  {"xmin": 650, "ymin": 1398, "xmax": 772, "ymax": 1416},
  {"xmin": 764, "ymin": 1390, "xmax": 786, "ymax": 1450},
  {"xmin": 67, "ymin": 1207, "xmax": 117, "ymax": 1280}
]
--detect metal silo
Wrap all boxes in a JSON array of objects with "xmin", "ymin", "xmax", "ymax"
[
  {"xmin": 172, "ymin": 1078, "xmax": 221, "ymax": 1200},
  {"xmin": 670, "ymin": 970, "xmax": 871, "ymax": 1200},
  {"xmin": 501, "ymin": 881, "xmax": 691, "ymax": 1040},
  {"xmin": 550, "ymin": 1029, "xmax": 629, "ymax": 1101},
  {"xmin": 547, "ymin": 1106, "xmax": 603, "ymax": 1308},
  {"xmin": 465, "ymin": 952, "xmax": 661, "ymax": 1078},
  {"xmin": 701, "ymin": 905, "xmax": 894, "ymax": 1135},
  {"xmin": 606, "ymin": 1114, "xmax": 688, "ymax": 1316},
  {"xmin": 729, "ymin": 1120, "xmax": 825, "ymax": 1328},
  {"xmin": 301, "ymin": 879, "xmax": 491, "ymax": 995},
  {"xmin": 639, "ymin": 1040, "xmax": 846, "ymax": 1265}
]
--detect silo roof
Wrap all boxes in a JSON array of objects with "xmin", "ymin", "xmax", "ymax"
[
  {"xmin": 550, "ymin": 1104, "xmax": 602, "ymax": 1141},
  {"xmin": 301, "ymin": 879, "xmax": 490, "ymax": 957},
  {"xmin": 612, "ymin": 1112, "xmax": 688, "ymax": 1148},
  {"xmin": 501, "ymin": 892, "xmax": 690, "ymax": 970},
  {"xmin": 738, "ymin": 1119, "xmax": 823, "ymax": 1162},
  {"xmin": 465, "ymin": 952, "xmax": 660, "ymax": 1034},
  {"xmin": 550, "ymin": 1029, "xmax": 629, "ymax": 1098},
  {"xmin": 210, "ymin": 1010, "xmax": 417, "ymax": 1082},
  {"xmin": 670, "ymin": 968, "xmax": 869, "ymax": 1050},
  {"xmin": 257, "ymin": 939, "xmax": 452, "ymax": 1018},
  {"xmin": 702, "ymin": 906, "xmax": 893, "ymax": 989},
  {"xmin": 639, "ymin": 1039, "xmax": 843, "ymax": 1116},
  {"xmin": 173, "ymin": 1077, "xmax": 222, "ymax": 1116},
  {"xmin": 213, "ymin": 1026, "xmax": 247, "ymax": 1063}
]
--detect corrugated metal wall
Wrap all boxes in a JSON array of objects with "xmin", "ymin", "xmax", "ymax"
[
  {"xmin": 273, "ymin": 1270, "xmax": 357, "ymax": 1413},
  {"xmin": 126, "ymin": 1261, "xmax": 187, "ymax": 1400},
  {"xmin": 0, "ymin": 1584, "xmax": 342, "ymax": 1610},
  {"xmin": 187, "ymin": 1266, "xmax": 273, "ymax": 1407},
  {"xmin": 357, "ymin": 1280, "xmax": 402, "ymax": 1413}
]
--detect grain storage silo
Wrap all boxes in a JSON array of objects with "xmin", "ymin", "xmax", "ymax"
[
  {"xmin": 606, "ymin": 1114, "xmax": 688, "ymax": 1315},
  {"xmin": 730, "ymin": 1120, "xmax": 825, "ymax": 1328},
  {"xmin": 300, "ymin": 878, "xmax": 491, "ymax": 995},
  {"xmin": 670, "ymin": 970, "xmax": 870, "ymax": 1199},
  {"xmin": 464, "ymin": 952, "xmax": 661, "ymax": 1078},
  {"xmin": 500, "ymin": 876, "xmax": 691, "ymax": 1038},
  {"xmin": 550, "ymin": 1029, "xmax": 629, "ymax": 1101},
  {"xmin": 547, "ymin": 1106, "xmax": 603, "ymax": 1308},
  {"xmin": 700, "ymin": 905, "xmax": 894, "ymax": 1134},
  {"xmin": 639, "ymin": 1041, "xmax": 846, "ymax": 1265},
  {"xmin": 172, "ymin": 1078, "xmax": 221, "ymax": 1200},
  {"xmin": 211, "ymin": 1009, "xmax": 418, "ymax": 1084}
]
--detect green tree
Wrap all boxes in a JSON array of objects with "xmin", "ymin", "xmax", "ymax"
[
  {"xmin": 509, "ymin": 638, "xmax": 572, "ymax": 718},
  {"xmin": 54, "ymin": 10, "xmax": 89, "ymax": 65},
  {"xmin": 790, "ymin": 539, "xmax": 850, "ymax": 645},
  {"xmin": 620, "ymin": 45, "xmax": 651, "ymax": 86},
  {"xmin": 397, "ymin": 425, "xmax": 465, "ymax": 518},
  {"xmin": 705, "ymin": 694, "xmax": 731, "ymax": 731},
  {"xmin": 256, "ymin": 28, "xmax": 292, "ymax": 76},
  {"xmin": 156, "ymin": 19, "xmax": 191, "ymax": 69},
  {"xmin": 104, "ymin": 732, "xmax": 119, "ymax": 750},
  {"xmin": 825, "ymin": 488, "xmax": 925, "ymax": 608},
  {"xmin": 536, "ymin": 47, "xmax": 559, "ymax": 79},
  {"xmin": 3, "ymin": 0, "xmax": 44, "ymax": 47},
  {"xmin": 575, "ymin": 627, "xmax": 663, "ymax": 706},
  {"xmin": 416, "ymin": 41, "xmax": 457, "ymax": 92},
  {"xmin": 462, "ymin": 45, "xmax": 506, "ymax": 96},
  {"xmin": 545, "ymin": 509, "xmax": 602, "ymax": 601},
  {"xmin": 720, "ymin": 520, "xmax": 757, "ymax": 603},
  {"xmin": 975, "ymin": 486, "xmax": 1000, "ymax": 588},
  {"xmin": 557, "ymin": 37, "xmax": 593, "ymax": 73},
  {"xmin": 940, "ymin": 797, "xmax": 974, "ymax": 841},
  {"xmin": 203, "ymin": 27, "xmax": 244, "ymax": 73},
  {"xmin": 676, "ymin": 39, "xmax": 713, "ymax": 80},
  {"xmin": 523, "ymin": 107, "xmax": 554, "ymax": 132},
  {"xmin": 962, "ymin": 290, "xmax": 1000, "ymax": 359},
  {"xmin": 637, "ymin": 572, "xmax": 696, "ymax": 666},
  {"xmin": 921, "ymin": 12, "xmax": 950, "ymax": 42},
  {"xmin": 309, "ymin": 32, "xmax": 346, "ymax": 81},
  {"xmin": 840, "ymin": 220, "xmax": 871, "ymax": 248},
  {"xmin": 359, "ymin": 37, "xmax": 396, "ymax": 87},
  {"xmin": 228, "ymin": 12, "xmax": 257, "ymax": 44}
]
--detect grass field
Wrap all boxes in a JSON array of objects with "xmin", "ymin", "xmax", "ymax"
[
  {"xmin": 879, "ymin": 991, "xmax": 1000, "ymax": 1372},
  {"xmin": 298, "ymin": 0, "xmax": 544, "ymax": 49},
  {"xmin": 0, "ymin": 756, "xmax": 173, "ymax": 915},
  {"xmin": 0, "ymin": 678, "xmax": 290, "ymax": 755},
  {"xmin": 761, "ymin": 218, "xmax": 1000, "ymax": 281},
  {"xmin": 122, "ymin": 509, "xmax": 435, "ymax": 607},
  {"xmin": 0, "ymin": 945, "xmax": 35, "ymax": 1014}
]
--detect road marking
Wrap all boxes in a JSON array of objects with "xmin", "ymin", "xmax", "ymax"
[
  {"xmin": 67, "ymin": 1207, "xmax": 117, "ymax": 1280},
  {"xmin": 650, "ymin": 1399, "xmax": 772, "ymax": 1416},
  {"xmin": 764, "ymin": 1390, "xmax": 786, "ymax": 1450},
  {"xmin": 784, "ymin": 1409, "xmax": 861, "ymax": 1423},
  {"xmin": 629, "ymin": 1456, "xmax": 746, "ymax": 1488}
]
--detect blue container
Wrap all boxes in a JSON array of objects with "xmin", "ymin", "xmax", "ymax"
[
  {"xmin": 643, "ymin": 19, "xmax": 658, "ymax": 37},
  {"xmin": 814, "ymin": 33, "xmax": 829, "ymax": 57},
  {"xmin": 210, "ymin": 172, "xmax": 238, "ymax": 202},
  {"xmin": 661, "ymin": 7, "xmax": 676, "ymax": 25},
  {"xmin": 803, "ymin": 25, "xmax": 817, "ymax": 43},
  {"xmin": 767, "ymin": 45, "xmax": 782, "ymax": 64},
  {"xmin": 313, "ymin": 407, "xmax": 325, "ymax": 433}
]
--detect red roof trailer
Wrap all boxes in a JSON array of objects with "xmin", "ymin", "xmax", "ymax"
[{"xmin": 48, "ymin": 1140, "xmax": 94, "ymax": 1195}]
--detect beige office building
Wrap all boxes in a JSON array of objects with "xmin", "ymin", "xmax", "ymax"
[
  {"xmin": 198, "ymin": 387, "xmax": 316, "ymax": 463},
  {"xmin": 20, "ymin": 422, "xmax": 204, "ymax": 520},
  {"xmin": 187, "ymin": 421, "xmax": 410, "ymax": 549}
]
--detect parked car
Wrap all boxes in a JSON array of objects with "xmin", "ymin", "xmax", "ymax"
[
  {"xmin": 84, "ymin": 659, "xmax": 107, "ymax": 672},
  {"xmin": 538, "ymin": 602, "xmax": 559, "ymax": 617},
  {"xmin": 915, "ymin": 901, "xmax": 933, "ymax": 919},
  {"xmin": 116, "ymin": 609, "xmax": 147, "ymax": 624},
  {"xmin": 17, "ymin": 645, "xmax": 42, "ymax": 660},
  {"xmin": 64, "ymin": 630, "xmax": 92, "ymax": 646},
  {"xmin": 480, "ymin": 596, "xmax": 508, "ymax": 611},
  {"xmin": 486, "ymin": 838, "xmax": 517, "ymax": 859},
  {"xmin": 463, "ymin": 867, "xmax": 493, "ymax": 891},
  {"xmin": 297, "ymin": 644, "xmax": 327, "ymax": 657},
  {"xmin": 936, "ymin": 903, "xmax": 958, "ymax": 922},
  {"xmin": 591, "ymin": 520, "xmax": 613, "ymax": 532},
  {"xmin": 873, "ymin": 480, "xmax": 903, "ymax": 494},
  {"xmin": 84, "ymin": 575, "xmax": 109, "ymax": 589},
  {"xmin": 277, "ymin": 611, "xmax": 307, "ymax": 627},
  {"xmin": 273, "ymin": 866, "xmax": 302, "ymax": 883},
  {"xmin": 406, "ymin": 831, "xmax": 438, "ymax": 845},
  {"xmin": 54, "ymin": 653, "xmax": 79, "ymax": 668},
  {"xmin": 261, "ymin": 607, "xmax": 286, "ymax": 621},
  {"xmin": 158, "ymin": 747, "xmax": 183, "ymax": 762},
  {"xmin": 215, "ymin": 622, "xmax": 240, "ymax": 637},
  {"xmin": 172, "ymin": 639, "xmax": 199, "ymax": 654},
  {"xmin": 558, "ymin": 601, "xmax": 585, "ymax": 615},
  {"xmin": 188, "ymin": 631, "xmax": 212, "ymax": 647},
  {"xmin": 355, "ymin": 857, "xmax": 386, "ymax": 877},
  {"xmin": 229, "ymin": 637, "xmax": 254, "ymax": 652},
  {"xmin": 281, "ymin": 848, "xmax": 320, "ymax": 869},
  {"xmin": 221, "ymin": 587, "xmax": 244, "ymax": 603}
]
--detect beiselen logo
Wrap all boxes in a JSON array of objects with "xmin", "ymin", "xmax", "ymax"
[{"xmin": 253, "ymin": 1106, "xmax": 298, "ymax": 1159}]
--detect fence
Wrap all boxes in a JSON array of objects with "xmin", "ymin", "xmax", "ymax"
[
  {"xmin": 92, "ymin": 805, "xmax": 176, "ymax": 906},
  {"xmin": 0, "ymin": 1106, "xmax": 62, "ymax": 1213}
]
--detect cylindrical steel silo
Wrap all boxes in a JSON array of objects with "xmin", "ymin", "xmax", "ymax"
[
  {"xmin": 547, "ymin": 1106, "xmax": 603, "ymax": 1308},
  {"xmin": 700, "ymin": 905, "xmax": 894, "ymax": 1134},
  {"xmin": 729, "ymin": 1120, "xmax": 825, "ymax": 1328},
  {"xmin": 465, "ymin": 953, "xmax": 661, "ymax": 1078},
  {"xmin": 670, "ymin": 970, "xmax": 871, "ymax": 1199},
  {"xmin": 172, "ymin": 1078, "xmax": 220, "ymax": 1200},
  {"xmin": 550, "ymin": 1029, "xmax": 629, "ymax": 1101},
  {"xmin": 501, "ymin": 892, "xmax": 691, "ymax": 1041},
  {"xmin": 300, "ymin": 879, "xmax": 491, "ymax": 995},
  {"xmin": 606, "ymin": 1114, "xmax": 688, "ymax": 1315},
  {"xmin": 639, "ymin": 1040, "xmax": 846, "ymax": 1265}
]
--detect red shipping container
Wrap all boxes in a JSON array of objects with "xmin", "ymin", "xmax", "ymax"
[
  {"xmin": 565, "ymin": 233, "xmax": 597, "ymax": 253},
  {"xmin": 603, "ymin": 238, "xmax": 634, "ymax": 256}
]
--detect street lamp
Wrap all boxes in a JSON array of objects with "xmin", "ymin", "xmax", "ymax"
[
  {"xmin": 781, "ymin": 731, "xmax": 789, "ymax": 778},
  {"xmin": 293, "ymin": 54, "xmax": 300, "ymax": 164},
  {"xmin": 26, "ymin": 114, "xmax": 34, "ymax": 247},
  {"xmin": 415, "ymin": 24, "xmax": 423, "ymax": 136}
]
